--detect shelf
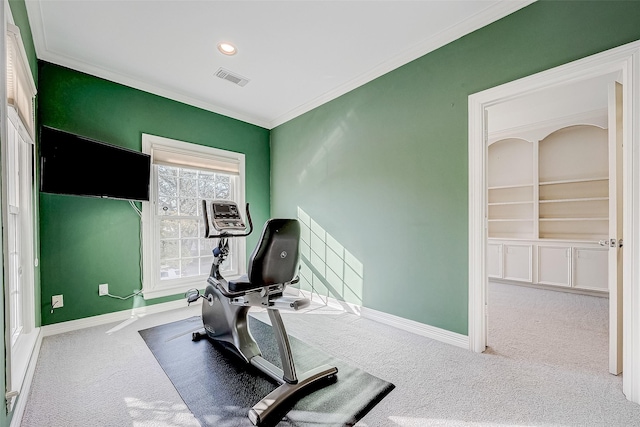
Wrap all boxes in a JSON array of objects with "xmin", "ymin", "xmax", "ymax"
[
  {"xmin": 489, "ymin": 232, "xmax": 536, "ymax": 239},
  {"xmin": 539, "ymin": 218, "xmax": 607, "ymax": 241},
  {"xmin": 539, "ymin": 197, "xmax": 608, "ymax": 203},
  {"xmin": 489, "ymin": 201, "xmax": 534, "ymax": 206},
  {"xmin": 489, "ymin": 125, "xmax": 610, "ymax": 244},
  {"xmin": 489, "ymin": 219, "xmax": 534, "ymax": 222},
  {"xmin": 539, "ymin": 234, "xmax": 608, "ymax": 242},
  {"xmin": 489, "ymin": 201, "xmax": 534, "ymax": 221},
  {"xmin": 539, "ymin": 177, "xmax": 608, "ymax": 186},
  {"xmin": 536, "ymin": 237, "xmax": 602, "ymax": 244},
  {"xmin": 489, "ymin": 220, "xmax": 534, "ymax": 240},
  {"xmin": 539, "ymin": 217, "xmax": 607, "ymax": 221},
  {"xmin": 488, "ymin": 186, "xmax": 534, "ymax": 204},
  {"xmin": 488, "ymin": 237, "xmax": 535, "ymax": 242},
  {"xmin": 539, "ymin": 179, "xmax": 608, "ymax": 200},
  {"xmin": 539, "ymin": 197, "xmax": 608, "ymax": 220},
  {"xmin": 488, "ymin": 184, "xmax": 534, "ymax": 190}
]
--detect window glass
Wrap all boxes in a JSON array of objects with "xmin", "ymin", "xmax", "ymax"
[{"xmin": 156, "ymin": 166, "xmax": 236, "ymax": 281}]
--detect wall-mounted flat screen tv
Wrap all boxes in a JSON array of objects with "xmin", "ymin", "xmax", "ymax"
[{"xmin": 40, "ymin": 126, "xmax": 151, "ymax": 201}]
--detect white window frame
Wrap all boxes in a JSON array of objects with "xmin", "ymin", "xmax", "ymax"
[
  {"xmin": 3, "ymin": 16, "xmax": 39, "ymax": 412},
  {"xmin": 141, "ymin": 134, "xmax": 246, "ymax": 299}
]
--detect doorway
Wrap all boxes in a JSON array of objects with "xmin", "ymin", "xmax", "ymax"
[
  {"xmin": 468, "ymin": 40, "xmax": 640, "ymax": 404},
  {"xmin": 484, "ymin": 73, "xmax": 619, "ymax": 376}
]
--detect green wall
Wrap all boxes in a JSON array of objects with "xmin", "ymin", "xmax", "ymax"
[
  {"xmin": 270, "ymin": 0, "xmax": 640, "ymax": 335},
  {"xmin": 38, "ymin": 63, "xmax": 271, "ymax": 325}
]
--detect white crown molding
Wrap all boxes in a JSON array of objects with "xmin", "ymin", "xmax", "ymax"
[
  {"xmin": 38, "ymin": 51, "xmax": 272, "ymax": 129},
  {"xmin": 25, "ymin": 0, "xmax": 535, "ymax": 130},
  {"xmin": 24, "ymin": 0, "xmax": 271, "ymax": 128},
  {"xmin": 269, "ymin": 0, "xmax": 536, "ymax": 128}
]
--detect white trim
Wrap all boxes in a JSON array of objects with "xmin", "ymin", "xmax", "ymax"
[
  {"xmin": 24, "ymin": 0, "xmax": 534, "ymax": 129},
  {"xmin": 140, "ymin": 134, "xmax": 246, "ymax": 300},
  {"xmin": 6, "ymin": 23, "xmax": 36, "ymax": 95},
  {"xmin": 468, "ymin": 40, "xmax": 640, "ymax": 404},
  {"xmin": 468, "ymin": 92, "xmax": 488, "ymax": 353},
  {"xmin": 625, "ymin": 38, "xmax": 640, "ymax": 403},
  {"xmin": 360, "ymin": 307, "xmax": 468, "ymax": 349},
  {"xmin": 298, "ymin": 289, "xmax": 468, "ymax": 349},
  {"xmin": 41, "ymin": 298, "xmax": 200, "ymax": 337},
  {"xmin": 488, "ymin": 108, "xmax": 608, "ymax": 145},
  {"xmin": 23, "ymin": 0, "xmax": 269, "ymax": 129},
  {"xmin": 9, "ymin": 328, "xmax": 42, "ymax": 427},
  {"xmin": 270, "ymin": 1, "xmax": 535, "ymax": 128},
  {"xmin": 6, "ymin": 23, "xmax": 36, "ymax": 139},
  {"xmin": 7, "ymin": 105, "xmax": 33, "ymax": 145},
  {"xmin": 144, "ymin": 134, "xmax": 243, "ymax": 173}
]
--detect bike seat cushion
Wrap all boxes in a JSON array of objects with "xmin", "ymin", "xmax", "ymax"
[{"xmin": 227, "ymin": 275, "xmax": 264, "ymax": 293}]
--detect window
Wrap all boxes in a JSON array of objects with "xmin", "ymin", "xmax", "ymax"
[
  {"xmin": 5, "ymin": 106, "xmax": 38, "ymax": 410},
  {"xmin": 4, "ymin": 22, "xmax": 38, "ymax": 410},
  {"xmin": 142, "ymin": 134, "xmax": 245, "ymax": 299}
]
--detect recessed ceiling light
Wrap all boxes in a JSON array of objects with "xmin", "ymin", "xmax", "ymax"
[{"xmin": 217, "ymin": 42, "xmax": 237, "ymax": 56}]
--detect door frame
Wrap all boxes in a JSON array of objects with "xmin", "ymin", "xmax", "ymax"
[{"xmin": 468, "ymin": 40, "xmax": 640, "ymax": 403}]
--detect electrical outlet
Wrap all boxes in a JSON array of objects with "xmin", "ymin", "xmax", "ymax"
[
  {"xmin": 99, "ymin": 283, "xmax": 109, "ymax": 296},
  {"xmin": 52, "ymin": 294, "xmax": 63, "ymax": 309}
]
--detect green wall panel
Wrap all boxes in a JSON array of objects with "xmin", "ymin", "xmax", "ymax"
[
  {"xmin": 270, "ymin": 1, "xmax": 640, "ymax": 335},
  {"xmin": 38, "ymin": 63, "xmax": 270, "ymax": 325}
]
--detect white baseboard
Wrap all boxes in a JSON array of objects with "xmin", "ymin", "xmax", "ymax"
[
  {"xmin": 10, "ymin": 328, "xmax": 43, "ymax": 427},
  {"xmin": 298, "ymin": 289, "xmax": 469, "ymax": 349},
  {"xmin": 360, "ymin": 307, "xmax": 468, "ymax": 349},
  {"xmin": 41, "ymin": 298, "xmax": 198, "ymax": 337}
]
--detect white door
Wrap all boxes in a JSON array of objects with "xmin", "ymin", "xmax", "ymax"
[{"xmin": 607, "ymin": 81, "xmax": 623, "ymax": 375}]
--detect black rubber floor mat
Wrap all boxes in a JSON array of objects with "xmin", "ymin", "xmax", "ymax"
[{"xmin": 139, "ymin": 316, "xmax": 394, "ymax": 427}]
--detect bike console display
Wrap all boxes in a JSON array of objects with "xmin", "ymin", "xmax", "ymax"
[
  {"xmin": 211, "ymin": 201, "xmax": 246, "ymax": 231},
  {"xmin": 202, "ymin": 200, "xmax": 253, "ymax": 238}
]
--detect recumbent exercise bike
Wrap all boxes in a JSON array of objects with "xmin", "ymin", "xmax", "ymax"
[{"xmin": 186, "ymin": 200, "xmax": 338, "ymax": 426}]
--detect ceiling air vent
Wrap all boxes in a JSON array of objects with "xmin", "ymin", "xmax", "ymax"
[{"xmin": 215, "ymin": 68, "xmax": 250, "ymax": 87}]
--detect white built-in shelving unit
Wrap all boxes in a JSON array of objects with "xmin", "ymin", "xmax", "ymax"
[{"xmin": 487, "ymin": 124, "xmax": 610, "ymax": 293}]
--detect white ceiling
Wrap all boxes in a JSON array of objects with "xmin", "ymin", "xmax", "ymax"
[{"xmin": 23, "ymin": 0, "xmax": 533, "ymax": 129}]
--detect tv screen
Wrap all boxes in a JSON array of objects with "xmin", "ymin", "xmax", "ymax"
[{"xmin": 40, "ymin": 126, "xmax": 151, "ymax": 201}]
